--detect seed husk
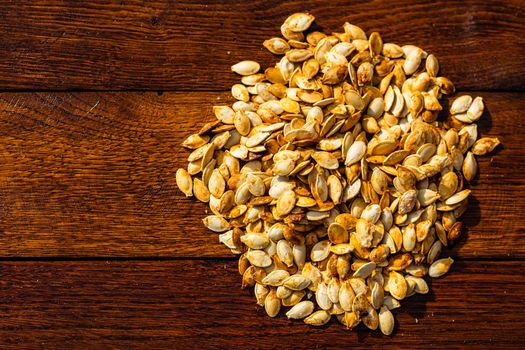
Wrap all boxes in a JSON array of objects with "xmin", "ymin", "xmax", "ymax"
[
  {"xmin": 353, "ymin": 261, "xmax": 376, "ymax": 278},
  {"xmin": 445, "ymin": 189, "xmax": 471, "ymax": 206},
  {"xmin": 316, "ymin": 283, "xmax": 333, "ymax": 310},
  {"xmin": 311, "ymin": 240, "xmax": 331, "ymax": 262},
  {"xmin": 383, "ymin": 296, "xmax": 401, "ymax": 310}
]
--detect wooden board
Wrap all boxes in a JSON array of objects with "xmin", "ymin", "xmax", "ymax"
[
  {"xmin": 0, "ymin": 91, "xmax": 522, "ymax": 258},
  {"xmin": 0, "ymin": 260, "xmax": 523, "ymax": 349},
  {"xmin": 1, "ymin": 2, "xmax": 525, "ymax": 348},
  {"xmin": 0, "ymin": 0, "xmax": 523, "ymax": 91}
]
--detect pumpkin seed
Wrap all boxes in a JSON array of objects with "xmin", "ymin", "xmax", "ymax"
[
  {"xmin": 231, "ymin": 61, "xmax": 260, "ymax": 76},
  {"xmin": 429, "ymin": 257, "xmax": 454, "ymax": 278},
  {"xmin": 472, "ymin": 137, "xmax": 500, "ymax": 156},
  {"xmin": 286, "ymin": 300, "xmax": 315, "ymax": 319},
  {"xmin": 379, "ymin": 306, "xmax": 395, "ymax": 335},
  {"xmin": 265, "ymin": 289, "xmax": 281, "ymax": 317},
  {"xmin": 304, "ymin": 310, "xmax": 331, "ymax": 326}
]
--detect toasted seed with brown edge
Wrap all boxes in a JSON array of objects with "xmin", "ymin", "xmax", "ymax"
[{"xmin": 472, "ymin": 137, "xmax": 500, "ymax": 156}]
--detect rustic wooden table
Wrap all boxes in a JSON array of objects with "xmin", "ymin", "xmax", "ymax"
[{"xmin": 0, "ymin": 1, "xmax": 524, "ymax": 349}]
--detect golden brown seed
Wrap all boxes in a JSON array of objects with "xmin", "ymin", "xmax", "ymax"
[
  {"xmin": 265, "ymin": 289, "xmax": 281, "ymax": 317},
  {"xmin": 263, "ymin": 37, "xmax": 290, "ymax": 54},
  {"xmin": 284, "ymin": 12, "xmax": 315, "ymax": 32},
  {"xmin": 182, "ymin": 134, "xmax": 210, "ymax": 149},
  {"xmin": 388, "ymin": 271, "xmax": 407, "ymax": 300},
  {"xmin": 304, "ymin": 310, "xmax": 331, "ymax": 326},
  {"xmin": 463, "ymin": 152, "xmax": 477, "ymax": 181},
  {"xmin": 425, "ymin": 54, "xmax": 439, "ymax": 77},
  {"xmin": 286, "ymin": 49, "xmax": 314, "ymax": 62},
  {"xmin": 472, "ymin": 137, "xmax": 500, "ymax": 156},
  {"xmin": 447, "ymin": 221, "xmax": 463, "ymax": 242},
  {"xmin": 369, "ymin": 32, "xmax": 383, "ymax": 57},
  {"xmin": 193, "ymin": 178, "xmax": 210, "ymax": 202}
]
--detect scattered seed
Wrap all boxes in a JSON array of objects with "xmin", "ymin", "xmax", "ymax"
[
  {"xmin": 429, "ymin": 257, "xmax": 454, "ymax": 278},
  {"xmin": 176, "ymin": 168, "xmax": 193, "ymax": 197},
  {"xmin": 231, "ymin": 61, "xmax": 260, "ymax": 76}
]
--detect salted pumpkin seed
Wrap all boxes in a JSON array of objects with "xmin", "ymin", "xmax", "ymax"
[{"xmin": 311, "ymin": 240, "xmax": 331, "ymax": 262}]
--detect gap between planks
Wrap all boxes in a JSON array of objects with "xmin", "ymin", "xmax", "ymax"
[
  {"xmin": 0, "ymin": 89, "xmax": 523, "ymax": 93},
  {"xmin": 0, "ymin": 256, "xmax": 521, "ymax": 262}
]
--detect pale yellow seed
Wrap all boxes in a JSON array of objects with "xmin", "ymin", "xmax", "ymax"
[
  {"xmin": 176, "ymin": 168, "xmax": 193, "ymax": 197},
  {"xmin": 231, "ymin": 60, "xmax": 260, "ymax": 76}
]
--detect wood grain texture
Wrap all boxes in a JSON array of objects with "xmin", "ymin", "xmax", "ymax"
[
  {"xmin": 2, "ymin": 3, "xmax": 523, "ymax": 348},
  {"xmin": 0, "ymin": 0, "xmax": 524, "ymax": 91},
  {"xmin": 0, "ymin": 91, "xmax": 522, "ymax": 258},
  {"xmin": 0, "ymin": 260, "xmax": 523, "ymax": 349}
]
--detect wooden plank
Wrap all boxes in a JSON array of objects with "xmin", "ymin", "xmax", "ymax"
[
  {"xmin": 0, "ymin": 0, "xmax": 523, "ymax": 91},
  {"xmin": 0, "ymin": 260, "xmax": 523, "ymax": 349},
  {"xmin": 0, "ymin": 91, "xmax": 522, "ymax": 258}
]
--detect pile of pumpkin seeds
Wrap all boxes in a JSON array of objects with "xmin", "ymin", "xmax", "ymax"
[{"xmin": 176, "ymin": 13, "xmax": 501, "ymax": 334}]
